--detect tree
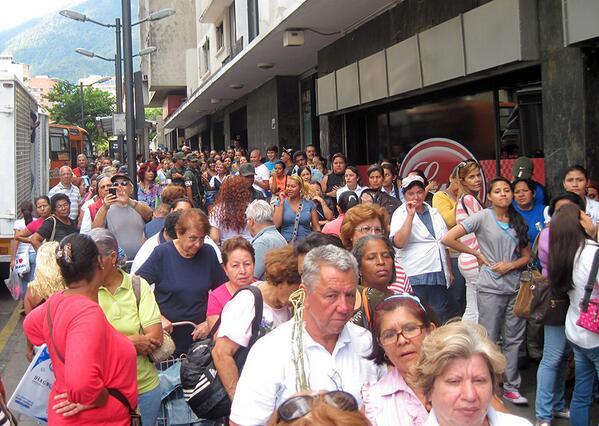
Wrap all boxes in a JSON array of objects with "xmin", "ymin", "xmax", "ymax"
[{"xmin": 45, "ymin": 81, "xmax": 115, "ymax": 150}]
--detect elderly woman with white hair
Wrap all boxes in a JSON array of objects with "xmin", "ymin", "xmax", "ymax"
[
  {"xmin": 246, "ymin": 200, "xmax": 287, "ymax": 279},
  {"xmin": 416, "ymin": 321, "xmax": 532, "ymax": 426},
  {"xmin": 89, "ymin": 228, "xmax": 164, "ymax": 426}
]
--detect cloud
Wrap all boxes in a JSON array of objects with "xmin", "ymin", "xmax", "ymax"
[{"xmin": 1, "ymin": 0, "xmax": 86, "ymax": 32}]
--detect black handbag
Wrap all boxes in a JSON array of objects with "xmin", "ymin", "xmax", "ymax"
[{"xmin": 180, "ymin": 286, "xmax": 263, "ymax": 419}]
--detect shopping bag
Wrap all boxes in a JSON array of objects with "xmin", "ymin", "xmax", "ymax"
[
  {"xmin": 8, "ymin": 344, "xmax": 54, "ymax": 424},
  {"xmin": 14, "ymin": 252, "xmax": 30, "ymax": 276},
  {"xmin": 4, "ymin": 270, "xmax": 21, "ymax": 300}
]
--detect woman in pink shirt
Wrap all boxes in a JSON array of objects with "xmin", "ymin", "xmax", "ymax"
[
  {"xmin": 23, "ymin": 234, "xmax": 137, "ymax": 425},
  {"xmin": 197, "ymin": 237, "xmax": 256, "ymax": 337},
  {"xmin": 454, "ymin": 160, "xmax": 485, "ymax": 322},
  {"xmin": 362, "ymin": 294, "xmax": 437, "ymax": 426}
]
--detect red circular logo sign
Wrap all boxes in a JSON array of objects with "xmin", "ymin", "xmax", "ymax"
[{"xmin": 399, "ymin": 138, "xmax": 486, "ymax": 198}]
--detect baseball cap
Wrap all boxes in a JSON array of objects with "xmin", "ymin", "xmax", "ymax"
[
  {"xmin": 401, "ymin": 175, "xmax": 425, "ymax": 190},
  {"xmin": 174, "ymin": 152, "xmax": 186, "ymax": 161},
  {"xmin": 512, "ymin": 156, "xmax": 534, "ymax": 180},
  {"xmin": 239, "ymin": 163, "xmax": 256, "ymax": 177},
  {"xmin": 186, "ymin": 154, "xmax": 199, "ymax": 161},
  {"xmin": 111, "ymin": 173, "xmax": 133, "ymax": 184}
]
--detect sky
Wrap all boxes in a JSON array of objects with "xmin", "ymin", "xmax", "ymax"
[{"xmin": 0, "ymin": 0, "xmax": 86, "ymax": 32}]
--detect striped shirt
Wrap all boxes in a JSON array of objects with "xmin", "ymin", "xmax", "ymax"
[
  {"xmin": 456, "ymin": 194, "xmax": 483, "ymax": 271},
  {"xmin": 48, "ymin": 182, "xmax": 81, "ymax": 220},
  {"xmin": 388, "ymin": 259, "xmax": 412, "ymax": 294}
]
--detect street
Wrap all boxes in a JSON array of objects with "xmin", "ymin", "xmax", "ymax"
[{"xmin": 0, "ymin": 286, "xmax": 595, "ymax": 425}]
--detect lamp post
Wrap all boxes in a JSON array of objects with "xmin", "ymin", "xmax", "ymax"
[{"xmin": 62, "ymin": 6, "xmax": 174, "ymax": 198}]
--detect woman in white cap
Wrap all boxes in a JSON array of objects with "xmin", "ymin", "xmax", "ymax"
[{"xmin": 389, "ymin": 175, "xmax": 453, "ymax": 323}]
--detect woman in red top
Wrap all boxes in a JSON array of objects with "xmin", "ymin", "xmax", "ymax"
[
  {"xmin": 14, "ymin": 196, "xmax": 51, "ymax": 244},
  {"xmin": 23, "ymin": 234, "xmax": 137, "ymax": 425}
]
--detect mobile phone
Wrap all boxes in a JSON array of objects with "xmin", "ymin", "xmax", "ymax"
[{"xmin": 109, "ymin": 188, "xmax": 117, "ymax": 197}]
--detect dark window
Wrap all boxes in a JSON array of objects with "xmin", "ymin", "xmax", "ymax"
[{"xmin": 247, "ymin": 0, "xmax": 259, "ymax": 42}]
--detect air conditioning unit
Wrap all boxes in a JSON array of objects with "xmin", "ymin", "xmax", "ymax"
[{"xmin": 142, "ymin": 74, "xmax": 148, "ymax": 82}]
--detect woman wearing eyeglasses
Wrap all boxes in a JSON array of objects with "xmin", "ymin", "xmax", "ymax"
[
  {"xmin": 362, "ymin": 294, "xmax": 437, "ymax": 426},
  {"xmin": 390, "ymin": 176, "xmax": 453, "ymax": 323},
  {"xmin": 339, "ymin": 204, "xmax": 389, "ymax": 250},
  {"xmin": 454, "ymin": 159, "xmax": 485, "ymax": 322},
  {"xmin": 31, "ymin": 194, "xmax": 79, "ymax": 250}
]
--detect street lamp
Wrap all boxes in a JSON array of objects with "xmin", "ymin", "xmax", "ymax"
[
  {"xmin": 80, "ymin": 76, "xmax": 111, "ymax": 128},
  {"xmin": 61, "ymin": 6, "xmax": 175, "ymax": 197}
]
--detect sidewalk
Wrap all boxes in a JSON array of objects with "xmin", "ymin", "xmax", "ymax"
[{"xmin": 0, "ymin": 309, "xmax": 38, "ymax": 426}]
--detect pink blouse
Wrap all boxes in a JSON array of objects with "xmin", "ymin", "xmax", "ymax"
[{"xmin": 362, "ymin": 368, "xmax": 428, "ymax": 426}]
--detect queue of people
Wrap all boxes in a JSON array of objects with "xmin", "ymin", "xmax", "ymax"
[{"xmin": 10, "ymin": 146, "xmax": 599, "ymax": 426}]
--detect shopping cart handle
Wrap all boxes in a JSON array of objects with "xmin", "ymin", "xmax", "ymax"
[{"xmin": 170, "ymin": 321, "xmax": 198, "ymax": 328}]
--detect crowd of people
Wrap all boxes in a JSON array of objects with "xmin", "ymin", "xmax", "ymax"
[{"xmin": 7, "ymin": 144, "xmax": 599, "ymax": 426}]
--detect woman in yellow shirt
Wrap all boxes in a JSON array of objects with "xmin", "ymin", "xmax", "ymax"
[{"xmin": 90, "ymin": 228, "xmax": 164, "ymax": 426}]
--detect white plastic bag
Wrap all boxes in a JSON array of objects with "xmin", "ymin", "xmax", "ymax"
[
  {"xmin": 3, "ymin": 270, "xmax": 21, "ymax": 300},
  {"xmin": 14, "ymin": 252, "xmax": 30, "ymax": 276},
  {"xmin": 8, "ymin": 344, "xmax": 54, "ymax": 424}
]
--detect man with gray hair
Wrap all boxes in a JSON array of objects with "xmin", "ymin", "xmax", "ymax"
[
  {"xmin": 48, "ymin": 165, "xmax": 81, "ymax": 221},
  {"xmin": 229, "ymin": 245, "xmax": 382, "ymax": 425},
  {"xmin": 246, "ymin": 200, "xmax": 287, "ymax": 279}
]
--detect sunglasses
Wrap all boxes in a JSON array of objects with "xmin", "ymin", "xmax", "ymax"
[
  {"xmin": 277, "ymin": 391, "xmax": 358, "ymax": 422},
  {"xmin": 112, "ymin": 181, "xmax": 130, "ymax": 187},
  {"xmin": 457, "ymin": 159, "xmax": 479, "ymax": 169}
]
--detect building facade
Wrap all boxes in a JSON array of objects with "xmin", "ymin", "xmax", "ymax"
[{"xmin": 140, "ymin": 0, "xmax": 599, "ymax": 193}]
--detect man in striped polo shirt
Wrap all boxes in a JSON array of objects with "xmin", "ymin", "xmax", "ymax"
[{"xmin": 48, "ymin": 166, "xmax": 81, "ymax": 221}]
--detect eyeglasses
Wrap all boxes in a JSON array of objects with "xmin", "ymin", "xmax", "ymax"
[
  {"xmin": 355, "ymin": 225, "xmax": 384, "ymax": 235},
  {"xmin": 112, "ymin": 181, "xmax": 130, "ymax": 187},
  {"xmin": 277, "ymin": 391, "xmax": 358, "ymax": 422},
  {"xmin": 379, "ymin": 324, "xmax": 424, "ymax": 346}
]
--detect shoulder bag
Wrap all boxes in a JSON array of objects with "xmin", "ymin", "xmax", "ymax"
[
  {"xmin": 130, "ymin": 275, "xmax": 175, "ymax": 362},
  {"xmin": 576, "ymin": 249, "xmax": 599, "ymax": 334},
  {"xmin": 514, "ymin": 235, "xmax": 543, "ymax": 319},
  {"xmin": 46, "ymin": 300, "xmax": 141, "ymax": 425},
  {"xmin": 180, "ymin": 286, "xmax": 263, "ymax": 420}
]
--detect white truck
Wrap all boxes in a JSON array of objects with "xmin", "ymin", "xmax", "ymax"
[{"xmin": 0, "ymin": 74, "xmax": 49, "ymax": 266}]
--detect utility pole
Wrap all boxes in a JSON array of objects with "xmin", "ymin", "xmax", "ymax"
[
  {"xmin": 122, "ymin": 0, "xmax": 137, "ymax": 198},
  {"xmin": 79, "ymin": 82, "xmax": 85, "ymax": 128},
  {"xmin": 114, "ymin": 18, "xmax": 125, "ymax": 162}
]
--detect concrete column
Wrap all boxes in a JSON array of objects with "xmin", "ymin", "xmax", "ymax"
[{"xmin": 539, "ymin": 0, "xmax": 599, "ymax": 193}]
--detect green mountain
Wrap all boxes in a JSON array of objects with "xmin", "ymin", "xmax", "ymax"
[{"xmin": 0, "ymin": 0, "xmax": 139, "ymax": 83}]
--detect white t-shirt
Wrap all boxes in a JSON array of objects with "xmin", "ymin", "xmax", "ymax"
[
  {"xmin": 565, "ymin": 241, "xmax": 599, "ymax": 349},
  {"xmin": 130, "ymin": 233, "xmax": 222, "ymax": 275},
  {"xmin": 217, "ymin": 282, "xmax": 291, "ymax": 347},
  {"xmin": 209, "ymin": 209, "xmax": 252, "ymax": 242},
  {"xmin": 13, "ymin": 219, "xmax": 34, "ymax": 257},
  {"xmin": 253, "ymin": 163, "xmax": 271, "ymax": 196},
  {"xmin": 336, "ymin": 184, "xmax": 365, "ymax": 201}
]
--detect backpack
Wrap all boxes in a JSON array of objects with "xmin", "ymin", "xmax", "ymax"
[{"xmin": 180, "ymin": 286, "xmax": 263, "ymax": 419}]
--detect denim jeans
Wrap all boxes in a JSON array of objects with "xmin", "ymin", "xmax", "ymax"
[
  {"xmin": 446, "ymin": 257, "xmax": 466, "ymax": 318},
  {"xmin": 411, "ymin": 285, "xmax": 449, "ymax": 324},
  {"xmin": 569, "ymin": 342, "xmax": 599, "ymax": 426},
  {"xmin": 535, "ymin": 325, "xmax": 571, "ymax": 421},
  {"xmin": 138, "ymin": 385, "xmax": 161, "ymax": 426}
]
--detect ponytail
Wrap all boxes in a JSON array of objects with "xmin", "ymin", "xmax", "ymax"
[{"xmin": 507, "ymin": 204, "xmax": 530, "ymax": 249}]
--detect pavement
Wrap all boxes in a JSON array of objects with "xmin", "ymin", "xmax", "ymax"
[{"xmin": 0, "ymin": 287, "xmax": 596, "ymax": 425}]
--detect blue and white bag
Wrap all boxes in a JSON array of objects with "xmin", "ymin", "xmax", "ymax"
[{"xmin": 8, "ymin": 344, "xmax": 54, "ymax": 423}]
